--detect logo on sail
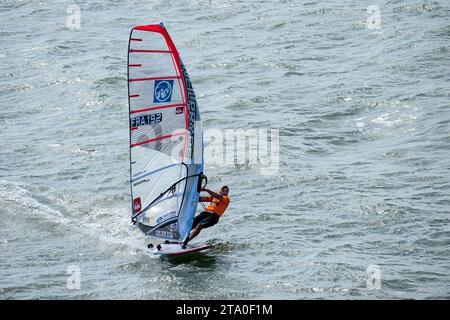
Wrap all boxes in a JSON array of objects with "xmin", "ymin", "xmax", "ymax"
[
  {"xmin": 153, "ymin": 80, "xmax": 174, "ymax": 103},
  {"xmin": 133, "ymin": 198, "xmax": 142, "ymax": 213}
]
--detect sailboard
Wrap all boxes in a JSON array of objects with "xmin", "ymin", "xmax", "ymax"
[
  {"xmin": 127, "ymin": 23, "xmax": 207, "ymax": 254},
  {"xmin": 148, "ymin": 242, "xmax": 212, "ymax": 257}
]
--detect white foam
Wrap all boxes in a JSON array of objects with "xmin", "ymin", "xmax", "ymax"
[
  {"xmin": 0, "ymin": 180, "xmax": 69, "ymax": 225},
  {"xmin": 0, "ymin": 180, "xmax": 151, "ymax": 256}
]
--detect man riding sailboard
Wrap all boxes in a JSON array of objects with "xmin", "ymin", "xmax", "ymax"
[
  {"xmin": 182, "ymin": 186, "xmax": 230, "ymax": 248},
  {"xmin": 128, "ymin": 23, "xmax": 230, "ymax": 256}
]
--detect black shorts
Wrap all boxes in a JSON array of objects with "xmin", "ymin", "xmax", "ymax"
[{"xmin": 193, "ymin": 211, "xmax": 220, "ymax": 229}]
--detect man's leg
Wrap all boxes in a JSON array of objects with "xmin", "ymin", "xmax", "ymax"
[
  {"xmin": 183, "ymin": 224, "xmax": 203, "ymax": 248},
  {"xmin": 188, "ymin": 224, "xmax": 203, "ymax": 242},
  {"xmin": 192, "ymin": 214, "xmax": 202, "ymax": 229}
]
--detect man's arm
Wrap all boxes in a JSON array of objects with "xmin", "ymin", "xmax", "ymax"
[
  {"xmin": 199, "ymin": 196, "xmax": 211, "ymax": 202},
  {"xmin": 202, "ymin": 188, "xmax": 223, "ymax": 200}
]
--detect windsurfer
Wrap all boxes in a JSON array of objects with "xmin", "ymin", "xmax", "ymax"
[{"xmin": 182, "ymin": 186, "xmax": 230, "ymax": 248}]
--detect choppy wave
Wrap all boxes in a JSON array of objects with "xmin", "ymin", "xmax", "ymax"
[{"xmin": 0, "ymin": 0, "xmax": 449, "ymax": 299}]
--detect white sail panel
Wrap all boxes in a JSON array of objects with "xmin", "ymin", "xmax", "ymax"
[
  {"xmin": 129, "ymin": 52, "xmax": 177, "ymax": 79},
  {"xmin": 128, "ymin": 79, "xmax": 184, "ymax": 113},
  {"xmin": 130, "ymin": 107, "xmax": 187, "ymax": 147},
  {"xmin": 130, "ymin": 30, "xmax": 169, "ymax": 51}
]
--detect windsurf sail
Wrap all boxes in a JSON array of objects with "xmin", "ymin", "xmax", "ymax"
[{"xmin": 127, "ymin": 23, "xmax": 204, "ymax": 242}]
